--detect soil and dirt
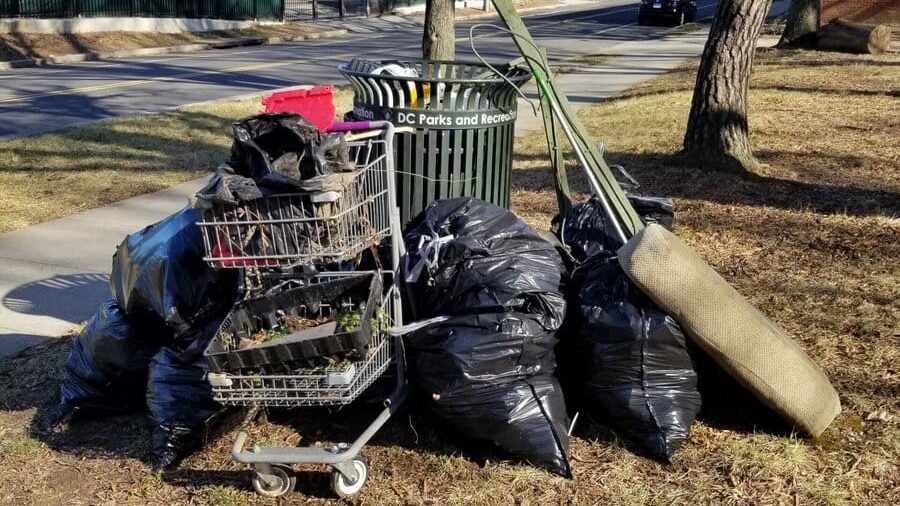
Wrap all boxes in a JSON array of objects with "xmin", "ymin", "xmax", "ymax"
[
  {"xmin": 1, "ymin": 48, "xmax": 898, "ymax": 505},
  {"xmin": 240, "ymin": 314, "xmax": 332, "ymax": 349}
]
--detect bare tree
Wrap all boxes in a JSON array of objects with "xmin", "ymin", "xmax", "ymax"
[
  {"xmin": 683, "ymin": 0, "xmax": 774, "ymax": 174},
  {"xmin": 778, "ymin": 0, "xmax": 821, "ymax": 48},
  {"xmin": 423, "ymin": 0, "xmax": 456, "ymax": 60}
]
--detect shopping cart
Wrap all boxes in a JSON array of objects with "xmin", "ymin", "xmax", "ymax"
[
  {"xmin": 198, "ymin": 121, "xmax": 407, "ymax": 499},
  {"xmin": 197, "ymin": 125, "xmax": 395, "ymax": 270}
]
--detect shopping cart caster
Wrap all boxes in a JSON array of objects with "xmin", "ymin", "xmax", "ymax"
[
  {"xmin": 330, "ymin": 456, "xmax": 369, "ymax": 498},
  {"xmin": 251, "ymin": 463, "xmax": 295, "ymax": 498}
]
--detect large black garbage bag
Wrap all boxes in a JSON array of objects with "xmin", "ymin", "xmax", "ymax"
[
  {"xmin": 403, "ymin": 197, "xmax": 567, "ymax": 323},
  {"xmin": 58, "ymin": 300, "xmax": 172, "ymax": 420},
  {"xmin": 110, "ymin": 206, "xmax": 241, "ymax": 335},
  {"xmin": 227, "ymin": 113, "xmax": 351, "ymax": 184},
  {"xmin": 147, "ymin": 346, "xmax": 222, "ymax": 472},
  {"xmin": 407, "ymin": 312, "xmax": 571, "ymax": 477},
  {"xmin": 402, "ymin": 198, "xmax": 571, "ymax": 476},
  {"xmin": 556, "ymin": 195, "xmax": 674, "ymax": 262},
  {"xmin": 566, "ymin": 253, "xmax": 701, "ymax": 462}
]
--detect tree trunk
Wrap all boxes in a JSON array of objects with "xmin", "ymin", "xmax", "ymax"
[
  {"xmin": 777, "ymin": 0, "xmax": 820, "ymax": 48},
  {"xmin": 683, "ymin": 0, "xmax": 774, "ymax": 175},
  {"xmin": 818, "ymin": 18, "xmax": 892, "ymax": 54},
  {"xmin": 423, "ymin": 0, "xmax": 456, "ymax": 60}
]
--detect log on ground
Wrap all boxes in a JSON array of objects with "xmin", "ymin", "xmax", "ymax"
[{"xmin": 817, "ymin": 18, "xmax": 892, "ymax": 54}]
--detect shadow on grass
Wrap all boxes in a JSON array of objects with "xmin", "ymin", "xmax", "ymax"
[
  {"xmin": 2, "ymin": 337, "xmax": 811, "ymax": 501},
  {"xmin": 511, "ymin": 150, "xmax": 900, "ymax": 219},
  {"xmin": 0, "ymin": 340, "xmax": 153, "ymax": 462},
  {"xmin": 756, "ymin": 57, "xmax": 900, "ymax": 68},
  {"xmin": 691, "ymin": 351, "xmax": 796, "ymax": 437},
  {"xmin": 162, "ymin": 467, "xmax": 338, "ymax": 499},
  {"xmin": 1, "ymin": 33, "xmax": 38, "ymax": 60},
  {"xmin": 0, "ymin": 107, "xmax": 240, "ymax": 175}
]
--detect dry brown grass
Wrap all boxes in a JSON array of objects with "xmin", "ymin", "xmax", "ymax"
[
  {"xmin": 0, "ymin": 23, "xmax": 330, "ymax": 62},
  {"xmin": 1, "ymin": 49, "xmax": 898, "ymax": 505},
  {"xmin": 0, "ymin": 88, "xmax": 354, "ymax": 233}
]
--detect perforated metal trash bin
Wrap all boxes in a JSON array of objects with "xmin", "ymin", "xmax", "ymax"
[{"xmin": 339, "ymin": 59, "xmax": 531, "ymax": 225}]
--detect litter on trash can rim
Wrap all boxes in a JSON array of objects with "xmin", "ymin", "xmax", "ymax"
[{"xmin": 339, "ymin": 58, "xmax": 531, "ymax": 85}]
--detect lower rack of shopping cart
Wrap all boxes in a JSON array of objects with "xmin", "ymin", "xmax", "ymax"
[
  {"xmin": 204, "ymin": 279, "xmax": 407, "ymax": 499},
  {"xmin": 206, "ymin": 329, "xmax": 393, "ymax": 408}
]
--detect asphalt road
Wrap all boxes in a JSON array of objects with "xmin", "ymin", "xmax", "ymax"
[{"xmin": 0, "ymin": 0, "xmax": 720, "ymax": 138}]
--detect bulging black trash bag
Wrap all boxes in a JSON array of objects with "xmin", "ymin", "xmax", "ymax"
[
  {"xmin": 555, "ymin": 195, "xmax": 674, "ymax": 262},
  {"xmin": 146, "ymin": 346, "xmax": 222, "ymax": 472},
  {"xmin": 402, "ymin": 197, "xmax": 567, "ymax": 323},
  {"xmin": 406, "ymin": 312, "xmax": 571, "ymax": 477},
  {"xmin": 402, "ymin": 198, "xmax": 571, "ymax": 476},
  {"xmin": 110, "ymin": 206, "xmax": 241, "ymax": 335},
  {"xmin": 227, "ymin": 112, "xmax": 351, "ymax": 184},
  {"xmin": 568, "ymin": 252, "xmax": 701, "ymax": 462},
  {"xmin": 58, "ymin": 300, "xmax": 172, "ymax": 420}
]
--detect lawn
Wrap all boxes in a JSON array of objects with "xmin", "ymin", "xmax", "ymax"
[
  {"xmin": 0, "ymin": 48, "xmax": 897, "ymax": 505},
  {"xmin": 0, "ymin": 89, "xmax": 355, "ymax": 233}
]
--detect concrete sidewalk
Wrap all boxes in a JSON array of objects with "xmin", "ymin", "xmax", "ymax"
[{"xmin": 0, "ymin": 26, "xmax": 712, "ymax": 358}]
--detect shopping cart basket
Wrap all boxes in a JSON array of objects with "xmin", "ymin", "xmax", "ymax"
[
  {"xmin": 196, "ymin": 123, "xmax": 395, "ymax": 269},
  {"xmin": 202, "ymin": 121, "xmax": 407, "ymax": 499}
]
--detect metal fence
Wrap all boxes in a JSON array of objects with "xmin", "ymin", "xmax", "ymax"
[
  {"xmin": 283, "ymin": 0, "xmax": 390, "ymax": 21},
  {"xmin": 0, "ymin": 1, "xmax": 284, "ymax": 20},
  {"xmin": 0, "ymin": 0, "xmax": 406, "ymax": 21}
]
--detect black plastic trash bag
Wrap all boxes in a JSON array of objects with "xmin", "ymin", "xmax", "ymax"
[
  {"xmin": 570, "ymin": 254, "xmax": 701, "ymax": 461},
  {"xmin": 562, "ymin": 232, "xmax": 700, "ymax": 462},
  {"xmin": 227, "ymin": 113, "xmax": 351, "ymax": 183},
  {"xmin": 110, "ymin": 206, "xmax": 241, "ymax": 335},
  {"xmin": 555, "ymin": 195, "xmax": 674, "ymax": 262},
  {"xmin": 402, "ymin": 198, "xmax": 571, "ymax": 476},
  {"xmin": 628, "ymin": 196, "xmax": 674, "ymax": 229},
  {"xmin": 406, "ymin": 312, "xmax": 571, "ymax": 477},
  {"xmin": 146, "ymin": 346, "xmax": 222, "ymax": 472},
  {"xmin": 403, "ymin": 197, "xmax": 567, "ymax": 324},
  {"xmin": 58, "ymin": 300, "xmax": 172, "ymax": 420},
  {"xmin": 191, "ymin": 172, "xmax": 265, "ymax": 209}
]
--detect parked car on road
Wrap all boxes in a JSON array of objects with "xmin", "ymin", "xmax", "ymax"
[{"xmin": 637, "ymin": 0, "xmax": 697, "ymax": 26}]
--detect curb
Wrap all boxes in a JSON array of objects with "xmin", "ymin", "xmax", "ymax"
[{"xmin": 0, "ymin": 28, "xmax": 349, "ymax": 71}]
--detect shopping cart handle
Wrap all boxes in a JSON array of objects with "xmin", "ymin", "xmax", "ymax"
[{"xmin": 328, "ymin": 121, "xmax": 372, "ymax": 132}]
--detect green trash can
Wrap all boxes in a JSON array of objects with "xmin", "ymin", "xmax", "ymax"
[{"xmin": 339, "ymin": 59, "xmax": 531, "ymax": 225}]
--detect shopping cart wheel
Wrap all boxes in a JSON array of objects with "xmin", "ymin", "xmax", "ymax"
[
  {"xmin": 330, "ymin": 456, "xmax": 369, "ymax": 498},
  {"xmin": 252, "ymin": 463, "xmax": 296, "ymax": 498}
]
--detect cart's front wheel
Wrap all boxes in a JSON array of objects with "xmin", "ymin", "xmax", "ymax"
[
  {"xmin": 252, "ymin": 464, "xmax": 295, "ymax": 498},
  {"xmin": 331, "ymin": 457, "xmax": 369, "ymax": 498}
]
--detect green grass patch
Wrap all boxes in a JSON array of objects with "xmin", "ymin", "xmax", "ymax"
[
  {"xmin": 200, "ymin": 485, "xmax": 250, "ymax": 506},
  {"xmin": 2, "ymin": 433, "xmax": 44, "ymax": 458}
]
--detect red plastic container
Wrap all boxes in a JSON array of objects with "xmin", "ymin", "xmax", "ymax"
[{"xmin": 261, "ymin": 85, "xmax": 335, "ymax": 131}]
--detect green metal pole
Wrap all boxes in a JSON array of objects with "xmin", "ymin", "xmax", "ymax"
[
  {"xmin": 490, "ymin": 0, "xmax": 644, "ymax": 239},
  {"xmin": 537, "ymin": 47, "xmax": 572, "ymax": 219}
]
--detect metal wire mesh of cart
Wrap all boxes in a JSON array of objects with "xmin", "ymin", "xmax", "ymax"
[
  {"xmin": 197, "ymin": 130, "xmax": 393, "ymax": 268},
  {"xmin": 206, "ymin": 285, "xmax": 396, "ymax": 408}
]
